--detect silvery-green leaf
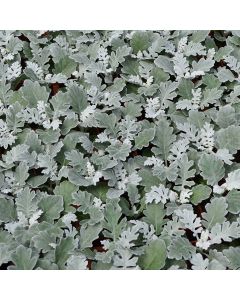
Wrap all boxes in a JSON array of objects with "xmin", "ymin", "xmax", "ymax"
[
  {"xmin": 138, "ymin": 239, "xmax": 166, "ymax": 270},
  {"xmin": 0, "ymin": 198, "xmax": 16, "ymax": 223},
  {"xmin": 54, "ymin": 181, "xmax": 78, "ymax": 212},
  {"xmin": 27, "ymin": 175, "xmax": 48, "ymax": 188},
  {"xmin": 95, "ymin": 112, "xmax": 117, "ymax": 134},
  {"xmin": 190, "ymin": 31, "xmax": 209, "ymax": 43},
  {"xmin": 184, "ymin": 42, "xmax": 206, "ymax": 57},
  {"xmin": 66, "ymin": 255, "xmax": 88, "ymax": 270},
  {"xmin": 226, "ymin": 190, "xmax": 240, "ymax": 214},
  {"xmin": 217, "ymin": 67, "xmax": 235, "ymax": 83},
  {"xmin": 107, "ymin": 142, "xmax": 131, "ymax": 161},
  {"xmin": 168, "ymin": 237, "xmax": 195, "ymax": 260},
  {"xmin": 16, "ymin": 187, "xmax": 37, "ymax": 219},
  {"xmin": 202, "ymin": 197, "xmax": 227, "ymax": 229},
  {"xmin": 54, "ymin": 56, "xmax": 77, "ymax": 77},
  {"xmin": 32, "ymin": 223, "xmax": 62, "ymax": 253},
  {"xmin": 130, "ymin": 31, "xmax": 154, "ymax": 54},
  {"xmin": 190, "ymin": 184, "xmax": 212, "ymax": 205},
  {"xmin": 217, "ymin": 125, "xmax": 240, "ymax": 154},
  {"xmin": 190, "ymin": 253, "xmax": 209, "ymax": 270},
  {"xmin": 39, "ymin": 195, "xmax": 64, "ymax": 222},
  {"xmin": 134, "ymin": 127, "xmax": 155, "ymax": 150},
  {"xmin": 210, "ymin": 221, "xmax": 240, "ymax": 244},
  {"xmin": 200, "ymin": 88, "xmax": 223, "ymax": 109},
  {"xmin": 21, "ymin": 80, "xmax": 49, "ymax": 107},
  {"xmin": 215, "ymin": 46, "xmax": 232, "ymax": 62},
  {"xmin": 175, "ymin": 154, "xmax": 195, "ymax": 189},
  {"xmin": 11, "ymin": 245, "xmax": 38, "ymax": 270},
  {"xmin": 216, "ymin": 105, "xmax": 236, "ymax": 128},
  {"xmin": 109, "ymin": 45, "xmax": 131, "ymax": 71},
  {"xmin": 152, "ymin": 119, "xmax": 176, "ymax": 162},
  {"xmin": 15, "ymin": 162, "xmax": 29, "ymax": 185},
  {"xmin": 55, "ymin": 237, "xmax": 75, "ymax": 269},
  {"xmin": 225, "ymin": 169, "xmax": 240, "ymax": 191},
  {"xmin": 68, "ymin": 83, "xmax": 88, "ymax": 115},
  {"xmin": 0, "ymin": 244, "xmax": 12, "ymax": 265},
  {"xmin": 143, "ymin": 203, "xmax": 165, "ymax": 235},
  {"xmin": 223, "ymin": 247, "xmax": 240, "ymax": 270},
  {"xmin": 80, "ymin": 223, "xmax": 102, "ymax": 250},
  {"xmin": 37, "ymin": 128, "xmax": 61, "ymax": 144},
  {"xmin": 103, "ymin": 201, "xmax": 126, "ymax": 240},
  {"xmin": 154, "ymin": 55, "xmax": 174, "ymax": 75},
  {"xmin": 198, "ymin": 153, "xmax": 224, "ymax": 185},
  {"xmin": 192, "ymin": 57, "xmax": 214, "ymax": 73}
]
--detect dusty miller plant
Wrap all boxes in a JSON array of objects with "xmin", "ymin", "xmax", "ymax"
[{"xmin": 0, "ymin": 30, "xmax": 240, "ymax": 270}]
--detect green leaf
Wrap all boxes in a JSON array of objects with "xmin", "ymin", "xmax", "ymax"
[
  {"xmin": 134, "ymin": 127, "xmax": 155, "ymax": 150},
  {"xmin": 198, "ymin": 153, "xmax": 224, "ymax": 185},
  {"xmin": 39, "ymin": 195, "xmax": 64, "ymax": 222},
  {"xmin": 55, "ymin": 237, "xmax": 75, "ymax": 269},
  {"xmin": 190, "ymin": 184, "xmax": 212, "ymax": 205},
  {"xmin": 11, "ymin": 245, "xmax": 38, "ymax": 270},
  {"xmin": 143, "ymin": 203, "xmax": 165, "ymax": 235},
  {"xmin": 138, "ymin": 239, "xmax": 167, "ymax": 270},
  {"xmin": 202, "ymin": 197, "xmax": 228, "ymax": 229}
]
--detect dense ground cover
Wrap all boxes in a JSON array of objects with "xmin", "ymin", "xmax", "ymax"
[{"xmin": 0, "ymin": 30, "xmax": 240, "ymax": 269}]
